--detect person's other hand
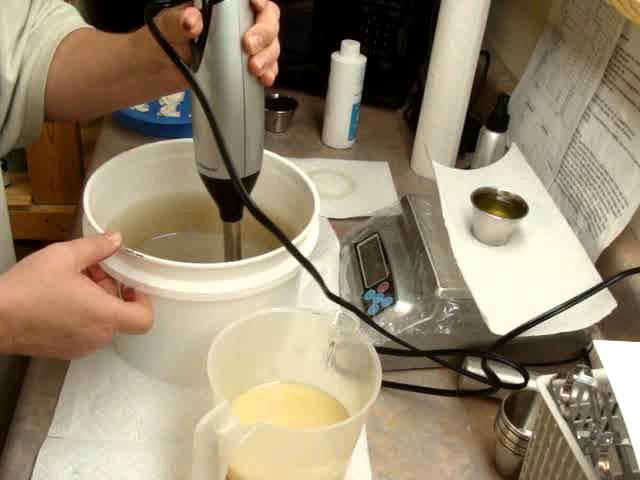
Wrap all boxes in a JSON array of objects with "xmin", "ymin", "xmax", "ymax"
[
  {"xmin": 244, "ymin": 0, "xmax": 281, "ymax": 86},
  {"xmin": 0, "ymin": 233, "xmax": 153, "ymax": 360},
  {"xmin": 155, "ymin": 0, "xmax": 281, "ymax": 86}
]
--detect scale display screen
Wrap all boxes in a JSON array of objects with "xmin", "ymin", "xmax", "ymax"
[{"xmin": 356, "ymin": 233, "xmax": 389, "ymax": 289}]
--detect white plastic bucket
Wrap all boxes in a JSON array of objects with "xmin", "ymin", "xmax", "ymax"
[{"xmin": 83, "ymin": 140, "xmax": 320, "ymax": 385}]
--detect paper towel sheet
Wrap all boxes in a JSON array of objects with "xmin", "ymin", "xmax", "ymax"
[
  {"xmin": 32, "ymin": 347, "xmax": 208, "ymax": 480},
  {"xmin": 34, "ymin": 434, "xmax": 371, "ymax": 480},
  {"xmin": 594, "ymin": 340, "xmax": 640, "ymax": 454},
  {"xmin": 433, "ymin": 144, "xmax": 617, "ymax": 336},
  {"xmin": 47, "ymin": 347, "xmax": 211, "ymax": 443},
  {"xmin": 33, "ymin": 347, "xmax": 372, "ymax": 480},
  {"xmin": 32, "ymin": 219, "xmax": 372, "ymax": 480},
  {"xmin": 291, "ymin": 158, "xmax": 398, "ymax": 219},
  {"xmin": 34, "ymin": 435, "xmax": 371, "ymax": 480},
  {"xmin": 33, "ymin": 438, "xmax": 193, "ymax": 479}
]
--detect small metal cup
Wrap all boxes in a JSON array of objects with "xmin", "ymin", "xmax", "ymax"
[
  {"xmin": 494, "ymin": 390, "xmax": 540, "ymax": 478},
  {"xmin": 471, "ymin": 187, "xmax": 529, "ymax": 246},
  {"xmin": 265, "ymin": 93, "xmax": 299, "ymax": 133}
]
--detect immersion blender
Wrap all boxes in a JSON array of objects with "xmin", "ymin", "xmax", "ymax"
[{"xmin": 147, "ymin": 0, "xmax": 265, "ymax": 262}]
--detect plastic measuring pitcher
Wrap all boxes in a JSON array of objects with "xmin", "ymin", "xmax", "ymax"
[{"xmin": 191, "ymin": 308, "xmax": 382, "ymax": 480}]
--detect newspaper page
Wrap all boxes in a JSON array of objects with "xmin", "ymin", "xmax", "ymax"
[
  {"xmin": 510, "ymin": 0, "xmax": 625, "ymax": 184},
  {"xmin": 508, "ymin": 0, "xmax": 640, "ymax": 258},
  {"xmin": 549, "ymin": 24, "xmax": 640, "ymax": 258}
]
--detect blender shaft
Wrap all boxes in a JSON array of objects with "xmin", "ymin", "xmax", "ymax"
[{"xmin": 224, "ymin": 221, "xmax": 242, "ymax": 262}]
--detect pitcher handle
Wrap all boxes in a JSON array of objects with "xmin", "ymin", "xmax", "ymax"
[{"xmin": 192, "ymin": 403, "xmax": 256, "ymax": 480}]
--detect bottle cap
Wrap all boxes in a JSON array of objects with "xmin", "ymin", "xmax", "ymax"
[{"xmin": 340, "ymin": 39, "xmax": 361, "ymax": 58}]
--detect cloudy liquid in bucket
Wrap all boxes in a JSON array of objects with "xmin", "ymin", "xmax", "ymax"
[{"xmin": 107, "ymin": 192, "xmax": 295, "ymax": 263}]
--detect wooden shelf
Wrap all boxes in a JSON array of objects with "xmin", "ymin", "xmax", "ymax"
[
  {"xmin": 7, "ymin": 173, "xmax": 77, "ymax": 241},
  {"xmin": 9, "ymin": 205, "xmax": 77, "ymax": 241},
  {"xmin": 5, "ymin": 173, "xmax": 32, "ymax": 207},
  {"xmin": 5, "ymin": 119, "xmax": 83, "ymax": 242}
]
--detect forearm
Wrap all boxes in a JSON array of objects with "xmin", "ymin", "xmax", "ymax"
[
  {"xmin": 0, "ymin": 318, "xmax": 14, "ymax": 356},
  {"xmin": 45, "ymin": 27, "xmax": 185, "ymax": 122}
]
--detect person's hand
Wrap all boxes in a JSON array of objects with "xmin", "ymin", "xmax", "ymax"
[
  {"xmin": 243, "ymin": 0, "xmax": 281, "ymax": 86},
  {"xmin": 0, "ymin": 233, "xmax": 153, "ymax": 360},
  {"xmin": 154, "ymin": 0, "xmax": 281, "ymax": 86}
]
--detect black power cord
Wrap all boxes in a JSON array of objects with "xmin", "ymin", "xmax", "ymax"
[{"xmin": 144, "ymin": 2, "xmax": 640, "ymax": 398}]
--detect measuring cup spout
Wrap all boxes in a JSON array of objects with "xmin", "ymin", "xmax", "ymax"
[{"xmin": 191, "ymin": 402, "xmax": 256, "ymax": 480}]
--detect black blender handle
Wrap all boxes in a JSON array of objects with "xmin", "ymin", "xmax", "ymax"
[
  {"xmin": 191, "ymin": 0, "xmax": 221, "ymax": 71},
  {"xmin": 143, "ymin": 0, "xmax": 221, "ymax": 71}
]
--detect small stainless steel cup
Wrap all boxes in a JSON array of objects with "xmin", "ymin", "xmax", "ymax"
[
  {"xmin": 494, "ymin": 390, "xmax": 540, "ymax": 478},
  {"xmin": 471, "ymin": 187, "xmax": 529, "ymax": 246},
  {"xmin": 265, "ymin": 93, "xmax": 299, "ymax": 133}
]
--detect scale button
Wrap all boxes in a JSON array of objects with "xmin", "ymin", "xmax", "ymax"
[
  {"xmin": 377, "ymin": 282, "xmax": 391, "ymax": 294},
  {"xmin": 367, "ymin": 304, "xmax": 381, "ymax": 316},
  {"xmin": 381, "ymin": 296, "xmax": 395, "ymax": 309},
  {"xmin": 374, "ymin": 293, "xmax": 386, "ymax": 305},
  {"xmin": 364, "ymin": 289, "xmax": 376, "ymax": 301}
]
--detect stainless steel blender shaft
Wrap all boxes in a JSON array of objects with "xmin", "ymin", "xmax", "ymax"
[{"xmin": 223, "ymin": 222, "xmax": 242, "ymax": 262}]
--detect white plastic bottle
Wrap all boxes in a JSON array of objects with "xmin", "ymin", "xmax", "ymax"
[{"xmin": 322, "ymin": 40, "xmax": 367, "ymax": 149}]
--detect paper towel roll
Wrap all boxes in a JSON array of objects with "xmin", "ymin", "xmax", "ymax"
[
  {"xmin": 0, "ymin": 183, "xmax": 16, "ymax": 272},
  {"xmin": 411, "ymin": 0, "xmax": 491, "ymax": 179}
]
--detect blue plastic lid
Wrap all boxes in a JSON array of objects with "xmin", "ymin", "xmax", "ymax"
[{"xmin": 113, "ymin": 91, "xmax": 193, "ymax": 139}]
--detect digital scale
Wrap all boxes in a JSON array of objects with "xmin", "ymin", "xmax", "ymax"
[
  {"xmin": 355, "ymin": 233, "xmax": 396, "ymax": 318},
  {"xmin": 340, "ymin": 192, "xmax": 592, "ymax": 371}
]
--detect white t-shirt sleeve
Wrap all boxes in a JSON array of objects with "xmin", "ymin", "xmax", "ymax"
[{"xmin": 0, "ymin": 0, "xmax": 89, "ymax": 157}]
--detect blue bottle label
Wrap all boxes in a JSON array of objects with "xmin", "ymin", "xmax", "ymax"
[{"xmin": 348, "ymin": 103, "xmax": 361, "ymax": 141}]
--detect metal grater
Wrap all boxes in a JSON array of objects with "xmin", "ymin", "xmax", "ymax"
[{"xmin": 521, "ymin": 370, "xmax": 639, "ymax": 480}]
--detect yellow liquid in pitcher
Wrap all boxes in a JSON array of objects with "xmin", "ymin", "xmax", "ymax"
[{"xmin": 231, "ymin": 382, "xmax": 350, "ymax": 429}]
